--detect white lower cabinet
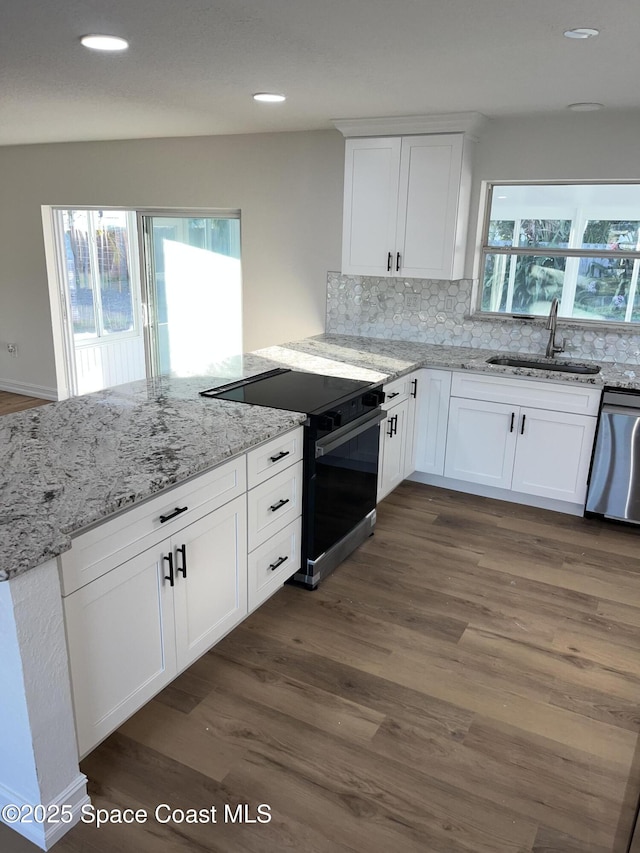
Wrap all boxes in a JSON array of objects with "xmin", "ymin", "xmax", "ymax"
[
  {"xmin": 413, "ymin": 368, "xmax": 452, "ymax": 476},
  {"xmin": 443, "ymin": 373, "xmax": 599, "ymax": 506},
  {"xmin": 248, "ymin": 517, "xmax": 301, "ymax": 612},
  {"xmin": 64, "ymin": 494, "xmax": 247, "ymax": 757},
  {"xmin": 61, "ymin": 427, "xmax": 304, "ymax": 758},
  {"xmin": 379, "ymin": 398, "xmax": 410, "ymax": 500},
  {"xmin": 511, "ymin": 407, "xmax": 597, "ymax": 503},
  {"xmin": 444, "ymin": 397, "xmax": 517, "ymax": 488},
  {"xmin": 246, "ymin": 432, "xmax": 303, "ymax": 611},
  {"xmin": 377, "ymin": 371, "xmax": 420, "ymax": 501},
  {"xmin": 64, "ymin": 542, "xmax": 176, "ymax": 758},
  {"xmin": 173, "ymin": 496, "xmax": 247, "ymax": 671}
]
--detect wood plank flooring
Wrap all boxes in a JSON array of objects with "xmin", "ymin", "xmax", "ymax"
[
  {"xmin": 3, "ymin": 482, "xmax": 640, "ymax": 852},
  {"xmin": 0, "ymin": 390, "xmax": 50, "ymax": 414}
]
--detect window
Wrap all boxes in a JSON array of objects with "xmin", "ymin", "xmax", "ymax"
[
  {"xmin": 57, "ymin": 209, "xmax": 139, "ymax": 341},
  {"xmin": 478, "ymin": 184, "xmax": 640, "ymax": 324}
]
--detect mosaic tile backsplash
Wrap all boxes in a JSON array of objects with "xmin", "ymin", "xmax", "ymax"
[{"xmin": 326, "ymin": 272, "xmax": 640, "ymax": 365}]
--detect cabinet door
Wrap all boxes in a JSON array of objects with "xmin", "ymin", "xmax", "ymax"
[
  {"xmin": 445, "ymin": 397, "xmax": 517, "ymax": 488},
  {"xmin": 64, "ymin": 543, "xmax": 177, "ymax": 757},
  {"xmin": 173, "ymin": 495, "xmax": 247, "ymax": 672},
  {"xmin": 512, "ymin": 408, "xmax": 597, "ymax": 503},
  {"xmin": 342, "ymin": 137, "xmax": 401, "ymax": 276},
  {"xmin": 414, "ymin": 369, "xmax": 452, "ymax": 476},
  {"xmin": 403, "ymin": 373, "xmax": 420, "ymax": 478},
  {"xmin": 396, "ymin": 135, "xmax": 464, "ymax": 279},
  {"xmin": 378, "ymin": 399, "xmax": 409, "ymax": 501}
]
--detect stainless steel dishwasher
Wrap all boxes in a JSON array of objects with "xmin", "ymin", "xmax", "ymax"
[{"xmin": 586, "ymin": 388, "xmax": 640, "ymax": 523}]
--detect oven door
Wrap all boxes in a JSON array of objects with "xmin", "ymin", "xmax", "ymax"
[{"xmin": 298, "ymin": 408, "xmax": 385, "ymax": 587}]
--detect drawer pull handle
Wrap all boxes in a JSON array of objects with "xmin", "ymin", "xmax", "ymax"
[
  {"xmin": 396, "ymin": 251, "xmax": 401, "ymax": 272},
  {"xmin": 510, "ymin": 412, "xmax": 515, "ymax": 433},
  {"xmin": 269, "ymin": 555, "xmax": 288, "ymax": 572},
  {"xmin": 387, "ymin": 251, "xmax": 392, "ymax": 272},
  {"xmin": 163, "ymin": 553, "xmax": 175, "ymax": 587},
  {"xmin": 177, "ymin": 544, "xmax": 187, "ymax": 579},
  {"xmin": 269, "ymin": 450, "xmax": 290, "ymax": 463},
  {"xmin": 269, "ymin": 498, "xmax": 290, "ymax": 513},
  {"xmin": 411, "ymin": 378, "xmax": 417, "ymax": 398},
  {"xmin": 386, "ymin": 391, "xmax": 400, "ymax": 400},
  {"xmin": 521, "ymin": 414, "xmax": 526, "ymax": 435},
  {"xmin": 159, "ymin": 505, "xmax": 188, "ymax": 523}
]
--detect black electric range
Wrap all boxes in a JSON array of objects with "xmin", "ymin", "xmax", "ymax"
[{"xmin": 201, "ymin": 368, "xmax": 386, "ymax": 587}]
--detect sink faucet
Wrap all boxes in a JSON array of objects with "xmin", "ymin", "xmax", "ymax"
[{"xmin": 545, "ymin": 297, "xmax": 566, "ymax": 358}]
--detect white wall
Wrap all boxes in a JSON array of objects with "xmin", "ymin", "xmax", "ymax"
[{"xmin": 0, "ymin": 129, "xmax": 344, "ymax": 394}]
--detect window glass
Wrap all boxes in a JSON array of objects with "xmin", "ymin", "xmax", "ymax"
[
  {"xmin": 96, "ymin": 212, "xmax": 135, "ymax": 334},
  {"xmin": 580, "ymin": 220, "xmax": 640, "ymax": 251},
  {"xmin": 517, "ymin": 220, "xmax": 571, "ymax": 249},
  {"xmin": 60, "ymin": 210, "xmax": 135, "ymax": 339},
  {"xmin": 63, "ymin": 211, "xmax": 97, "ymax": 338},
  {"xmin": 479, "ymin": 184, "xmax": 640, "ymax": 324}
]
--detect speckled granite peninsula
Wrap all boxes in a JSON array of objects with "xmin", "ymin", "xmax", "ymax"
[
  {"xmin": 3, "ymin": 333, "xmax": 640, "ymax": 582},
  {"xmin": 0, "ymin": 371, "xmax": 306, "ymax": 581}
]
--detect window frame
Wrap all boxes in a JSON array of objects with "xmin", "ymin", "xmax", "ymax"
[{"xmin": 475, "ymin": 180, "xmax": 640, "ymax": 327}]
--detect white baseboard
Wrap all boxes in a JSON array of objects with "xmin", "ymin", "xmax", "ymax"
[
  {"xmin": 0, "ymin": 773, "xmax": 89, "ymax": 850},
  {"xmin": 407, "ymin": 471, "xmax": 584, "ymax": 517},
  {"xmin": 0, "ymin": 379, "xmax": 58, "ymax": 401}
]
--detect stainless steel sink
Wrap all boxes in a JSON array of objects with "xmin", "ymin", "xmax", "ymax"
[{"xmin": 486, "ymin": 355, "xmax": 601, "ymax": 375}]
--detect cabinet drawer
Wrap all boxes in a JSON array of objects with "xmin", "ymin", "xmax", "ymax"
[
  {"xmin": 450, "ymin": 372, "xmax": 601, "ymax": 415},
  {"xmin": 383, "ymin": 374, "xmax": 414, "ymax": 407},
  {"xmin": 60, "ymin": 456, "xmax": 246, "ymax": 596},
  {"xmin": 248, "ymin": 517, "xmax": 301, "ymax": 612},
  {"xmin": 248, "ymin": 460, "xmax": 303, "ymax": 551},
  {"xmin": 246, "ymin": 426, "xmax": 304, "ymax": 489}
]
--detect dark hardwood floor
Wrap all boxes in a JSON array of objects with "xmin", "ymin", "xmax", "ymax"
[
  {"xmin": 0, "ymin": 390, "xmax": 50, "ymax": 415},
  {"xmin": 3, "ymin": 482, "xmax": 640, "ymax": 852}
]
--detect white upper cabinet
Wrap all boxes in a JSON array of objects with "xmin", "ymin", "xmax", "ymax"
[
  {"xmin": 342, "ymin": 137, "xmax": 402, "ymax": 277},
  {"xmin": 341, "ymin": 133, "xmax": 471, "ymax": 280}
]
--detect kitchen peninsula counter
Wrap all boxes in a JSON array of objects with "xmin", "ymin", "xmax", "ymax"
[{"xmin": 0, "ymin": 371, "xmax": 306, "ymax": 581}]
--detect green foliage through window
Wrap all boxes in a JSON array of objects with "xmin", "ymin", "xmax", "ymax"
[{"xmin": 479, "ymin": 184, "xmax": 640, "ymax": 324}]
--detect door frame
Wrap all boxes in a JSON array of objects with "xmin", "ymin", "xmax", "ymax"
[{"xmin": 43, "ymin": 205, "xmax": 240, "ymax": 399}]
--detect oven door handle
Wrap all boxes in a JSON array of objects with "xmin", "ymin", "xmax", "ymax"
[{"xmin": 315, "ymin": 409, "xmax": 387, "ymax": 458}]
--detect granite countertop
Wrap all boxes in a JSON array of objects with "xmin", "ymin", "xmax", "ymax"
[
  {"xmin": 255, "ymin": 334, "xmax": 640, "ymax": 390},
  {"xmin": 4, "ymin": 334, "xmax": 639, "ymax": 582},
  {"xmin": 0, "ymin": 373, "xmax": 306, "ymax": 581}
]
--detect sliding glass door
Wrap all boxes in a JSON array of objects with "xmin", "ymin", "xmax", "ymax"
[
  {"xmin": 50, "ymin": 208, "xmax": 242, "ymax": 396},
  {"xmin": 139, "ymin": 213, "xmax": 242, "ymax": 378}
]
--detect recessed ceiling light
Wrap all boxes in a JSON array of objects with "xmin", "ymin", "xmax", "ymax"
[
  {"xmin": 497, "ymin": 195, "xmax": 507, "ymax": 199},
  {"xmin": 567, "ymin": 102, "xmax": 604, "ymax": 111},
  {"xmin": 563, "ymin": 27, "xmax": 599, "ymax": 39},
  {"xmin": 253, "ymin": 92, "xmax": 286, "ymax": 103},
  {"xmin": 80, "ymin": 34, "xmax": 129, "ymax": 51}
]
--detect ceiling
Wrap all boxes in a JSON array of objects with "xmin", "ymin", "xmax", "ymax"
[{"xmin": 2, "ymin": 0, "xmax": 638, "ymax": 146}]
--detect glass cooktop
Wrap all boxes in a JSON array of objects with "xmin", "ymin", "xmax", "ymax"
[{"xmin": 200, "ymin": 368, "xmax": 374, "ymax": 415}]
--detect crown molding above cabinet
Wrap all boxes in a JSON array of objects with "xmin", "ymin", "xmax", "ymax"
[{"xmin": 332, "ymin": 111, "xmax": 488, "ymax": 141}]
